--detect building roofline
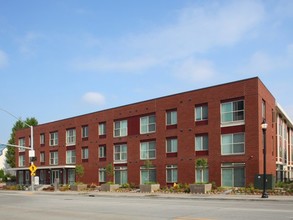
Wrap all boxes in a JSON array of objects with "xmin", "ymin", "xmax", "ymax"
[
  {"xmin": 276, "ymin": 103, "xmax": 293, "ymax": 128},
  {"xmin": 30, "ymin": 77, "xmax": 261, "ymax": 128}
]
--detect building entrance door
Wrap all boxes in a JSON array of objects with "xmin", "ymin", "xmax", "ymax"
[{"xmin": 51, "ymin": 170, "xmax": 60, "ymax": 185}]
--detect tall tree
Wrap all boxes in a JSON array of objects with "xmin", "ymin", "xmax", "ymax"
[{"xmin": 5, "ymin": 117, "xmax": 38, "ymax": 168}]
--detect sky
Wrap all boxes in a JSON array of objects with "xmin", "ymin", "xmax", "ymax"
[{"xmin": 0, "ymin": 0, "xmax": 293, "ymax": 143}]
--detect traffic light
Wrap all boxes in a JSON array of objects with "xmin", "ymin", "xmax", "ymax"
[{"xmin": 30, "ymin": 156, "xmax": 37, "ymax": 162}]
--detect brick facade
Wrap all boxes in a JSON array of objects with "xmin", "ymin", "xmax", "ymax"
[{"xmin": 14, "ymin": 77, "xmax": 293, "ymax": 187}]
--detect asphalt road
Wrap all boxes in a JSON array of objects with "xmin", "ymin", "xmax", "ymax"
[{"xmin": 0, "ymin": 191, "xmax": 292, "ymax": 220}]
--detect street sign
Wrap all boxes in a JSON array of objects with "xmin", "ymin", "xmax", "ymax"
[{"xmin": 29, "ymin": 164, "xmax": 37, "ymax": 175}]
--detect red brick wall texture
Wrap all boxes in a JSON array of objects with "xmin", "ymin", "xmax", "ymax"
[{"xmin": 15, "ymin": 77, "xmax": 277, "ymax": 187}]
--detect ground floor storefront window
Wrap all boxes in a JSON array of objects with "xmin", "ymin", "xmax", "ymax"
[
  {"xmin": 221, "ymin": 163, "xmax": 245, "ymax": 187},
  {"xmin": 114, "ymin": 167, "xmax": 127, "ymax": 185},
  {"xmin": 140, "ymin": 166, "xmax": 156, "ymax": 184}
]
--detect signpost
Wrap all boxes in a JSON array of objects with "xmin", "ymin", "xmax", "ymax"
[{"xmin": 29, "ymin": 164, "xmax": 37, "ymax": 176}]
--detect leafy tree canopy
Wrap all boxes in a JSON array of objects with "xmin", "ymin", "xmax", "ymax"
[{"xmin": 5, "ymin": 117, "xmax": 38, "ymax": 168}]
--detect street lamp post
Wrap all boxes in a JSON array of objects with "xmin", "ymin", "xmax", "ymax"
[
  {"xmin": 0, "ymin": 108, "xmax": 35, "ymax": 191},
  {"xmin": 261, "ymin": 119, "xmax": 269, "ymax": 198}
]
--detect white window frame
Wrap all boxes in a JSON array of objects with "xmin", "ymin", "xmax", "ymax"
[
  {"xmin": 196, "ymin": 167, "xmax": 209, "ymax": 183},
  {"xmin": 66, "ymin": 128, "xmax": 76, "ymax": 146},
  {"xmin": 99, "ymin": 145, "xmax": 106, "ymax": 158},
  {"xmin": 166, "ymin": 110, "xmax": 177, "ymax": 125},
  {"xmin": 221, "ymin": 100, "xmax": 245, "ymax": 126},
  {"xmin": 221, "ymin": 163, "xmax": 245, "ymax": 187},
  {"xmin": 19, "ymin": 155, "xmax": 25, "ymax": 167},
  {"xmin": 114, "ymin": 120, "xmax": 128, "ymax": 137},
  {"xmin": 18, "ymin": 138, "xmax": 26, "ymax": 152},
  {"xmin": 99, "ymin": 168, "xmax": 106, "ymax": 183},
  {"xmin": 140, "ymin": 115, "xmax": 156, "ymax": 134},
  {"xmin": 140, "ymin": 141, "xmax": 156, "ymax": 160},
  {"xmin": 40, "ymin": 133, "xmax": 45, "ymax": 145},
  {"xmin": 221, "ymin": 132, "xmax": 245, "ymax": 155},
  {"xmin": 195, "ymin": 105, "xmax": 208, "ymax": 121},
  {"xmin": 114, "ymin": 144, "xmax": 127, "ymax": 163},
  {"xmin": 66, "ymin": 150, "xmax": 76, "ymax": 164},
  {"xmin": 114, "ymin": 166, "xmax": 128, "ymax": 185},
  {"xmin": 166, "ymin": 165, "xmax": 178, "ymax": 183},
  {"xmin": 99, "ymin": 122, "xmax": 106, "ymax": 135},
  {"xmin": 82, "ymin": 147, "xmax": 89, "ymax": 160},
  {"xmin": 40, "ymin": 152, "xmax": 45, "ymax": 163},
  {"xmin": 82, "ymin": 126, "xmax": 89, "ymax": 138},
  {"xmin": 140, "ymin": 166, "xmax": 156, "ymax": 184},
  {"xmin": 166, "ymin": 138, "xmax": 178, "ymax": 153},
  {"xmin": 195, "ymin": 135, "xmax": 209, "ymax": 151},
  {"xmin": 50, "ymin": 132, "xmax": 58, "ymax": 146},
  {"xmin": 50, "ymin": 151, "xmax": 58, "ymax": 165}
]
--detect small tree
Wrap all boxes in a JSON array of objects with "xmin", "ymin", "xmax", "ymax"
[
  {"xmin": 105, "ymin": 163, "xmax": 114, "ymax": 183},
  {"xmin": 195, "ymin": 158, "xmax": 208, "ymax": 183},
  {"xmin": 75, "ymin": 164, "xmax": 84, "ymax": 183}
]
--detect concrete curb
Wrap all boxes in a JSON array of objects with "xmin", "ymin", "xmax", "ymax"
[{"xmin": 2, "ymin": 190, "xmax": 292, "ymax": 202}]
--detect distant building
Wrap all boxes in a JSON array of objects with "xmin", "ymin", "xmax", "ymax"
[
  {"xmin": 13, "ymin": 77, "xmax": 293, "ymax": 187},
  {"xmin": 0, "ymin": 147, "xmax": 11, "ymax": 174}
]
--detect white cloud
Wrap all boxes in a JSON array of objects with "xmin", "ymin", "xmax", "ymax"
[
  {"xmin": 72, "ymin": 1, "xmax": 265, "ymax": 74},
  {"xmin": 241, "ymin": 44, "xmax": 293, "ymax": 75},
  {"xmin": 174, "ymin": 58, "xmax": 215, "ymax": 82},
  {"xmin": 82, "ymin": 92, "xmax": 105, "ymax": 106},
  {"xmin": 0, "ymin": 50, "xmax": 8, "ymax": 68}
]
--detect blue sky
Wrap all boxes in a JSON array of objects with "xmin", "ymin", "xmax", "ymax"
[{"xmin": 0, "ymin": 0, "xmax": 293, "ymax": 143}]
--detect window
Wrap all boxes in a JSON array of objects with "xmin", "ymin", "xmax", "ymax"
[
  {"xmin": 50, "ymin": 151, "xmax": 58, "ymax": 165},
  {"xmin": 195, "ymin": 105, "xmax": 208, "ymax": 121},
  {"xmin": 66, "ymin": 128, "xmax": 76, "ymax": 146},
  {"xmin": 99, "ymin": 145, "xmax": 106, "ymax": 158},
  {"xmin": 140, "ymin": 141, "xmax": 156, "ymax": 159},
  {"xmin": 82, "ymin": 126, "xmax": 89, "ymax": 138},
  {"xmin": 99, "ymin": 168, "xmax": 106, "ymax": 183},
  {"xmin": 114, "ymin": 144, "xmax": 127, "ymax": 163},
  {"xmin": 114, "ymin": 167, "xmax": 128, "ymax": 185},
  {"xmin": 221, "ymin": 163, "xmax": 245, "ymax": 187},
  {"xmin": 50, "ymin": 132, "xmax": 58, "ymax": 146},
  {"xmin": 19, "ymin": 155, "xmax": 25, "ymax": 167},
  {"xmin": 18, "ymin": 171, "xmax": 24, "ymax": 185},
  {"xmin": 166, "ymin": 165, "xmax": 178, "ymax": 183},
  {"xmin": 195, "ymin": 135, "xmax": 208, "ymax": 151},
  {"xmin": 221, "ymin": 100, "xmax": 244, "ymax": 124},
  {"xmin": 99, "ymin": 122, "xmax": 106, "ymax": 136},
  {"xmin": 82, "ymin": 147, "xmax": 89, "ymax": 160},
  {"xmin": 66, "ymin": 150, "xmax": 76, "ymax": 164},
  {"xmin": 40, "ymin": 152, "xmax": 45, "ymax": 163},
  {"xmin": 166, "ymin": 110, "xmax": 177, "ymax": 125},
  {"xmin": 25, "ymin": 171, "xmax": 30, "ymax": 185},
  {"xmin": 40, "ymin": 133, "xmax": 45, "ymax": 145},
  {"xmin": 196, "ymin": 167, "xmax": 209, "ymax": 183},
  {"xmin": 114, "ymin": 120, "xmax": 127, "ymax": 137},
  {"xmin": 221, "ymin": 133, "xmax": 245, "ymax": 155},
  {"xmin": 166, "ymin": 138, "xmax": 178, "ymax": 153},
  {"xmin": 68, "ymin": 169, "xmax": 75, "ymax": 185},
  {"xmin": 262, "ymin": 100, "xmax": 266, "ymax": 120},
  {"xmin": 140, "ymin": 115, "xmax": 156, "ymax": 134},
  {"xmin": 18, "ymin": 138, "xmax": 25, "ymax": 152},
  {"xmin": 140, "ymin": 166, "xmax": 156, "ymax": 184}
]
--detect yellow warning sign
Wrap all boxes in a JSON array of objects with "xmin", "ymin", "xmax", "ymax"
[{"xmin": 29, "ymin": 164, "xmax": 37, "ymax": 175}]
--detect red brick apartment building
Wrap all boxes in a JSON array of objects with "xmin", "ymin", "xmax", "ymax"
[{"xmin": 14, "ymin": 77, "xmax": 293, "ymax": 187}]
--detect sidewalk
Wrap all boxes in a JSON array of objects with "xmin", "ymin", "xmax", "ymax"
[{"xmin": 21, "ymin": 190, "xmax": 293, "ymax": 202}]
